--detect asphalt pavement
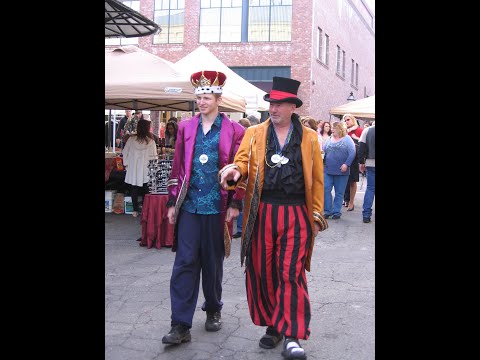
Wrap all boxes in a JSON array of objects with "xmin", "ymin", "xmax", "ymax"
[{"xmin": 105, "ymin": 177, "xmax": 374, "ymax": 360}]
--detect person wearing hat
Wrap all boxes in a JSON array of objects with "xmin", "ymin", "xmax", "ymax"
[
  {"xmin": 161, "ymin": 70, "xmax": 246, "ymax": 345},
  {"xmin": 219, "ymin": 76, "xmax": 328, "ymax": 360}
]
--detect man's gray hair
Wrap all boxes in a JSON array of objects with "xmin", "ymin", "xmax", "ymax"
[{"xmin": 246, "ymin": 114, "xmax": 260, "ymax": 125}]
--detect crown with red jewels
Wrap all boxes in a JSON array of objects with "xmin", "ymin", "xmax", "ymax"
[{"xmin": 190, "ymin": 70, "xmax": 226, "ymax": 95}]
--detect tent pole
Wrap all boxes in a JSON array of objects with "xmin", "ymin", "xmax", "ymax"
[
  {"xmin": 112, "ymin": 109, "xmax": 117, "ymax": 151},
  {"xmin": 191, "ymin": 101, "xmax": 195, "ymax": 116},
  {"xmin": 108, "ymin": 109, "xmax": 112, "ymax": 151}
]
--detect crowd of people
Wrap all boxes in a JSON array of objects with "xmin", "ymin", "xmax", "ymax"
[{"xmin": 105, "ymin": 70, "xmax": 375, "ymax": 360}]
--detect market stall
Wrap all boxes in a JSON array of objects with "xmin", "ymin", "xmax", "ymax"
[
  {"xmin": 105, "ymin": 46, "xmax": 246, "ymax": 113},
  {"xmin": 329, "ymin": 95, "xmax": 375, "ymax": 119}
]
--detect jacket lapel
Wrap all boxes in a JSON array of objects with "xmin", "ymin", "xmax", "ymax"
[
  {"xmin": 218, "ymin": 114, "xmax": 233, "ymax": 167},
  {"xmin": 184, "ymin": 116, "xmax": 200, "ymax": 176},
  {"xmin": 256, "ymin": 119, "xmax": 269, "ymax": 168}
]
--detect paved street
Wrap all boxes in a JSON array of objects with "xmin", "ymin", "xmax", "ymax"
[{"xmin": 105, "ymin": 180, "xmax": 374, "ymax": 360}]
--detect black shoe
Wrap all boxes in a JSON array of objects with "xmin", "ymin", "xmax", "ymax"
[
  {"xmin": 205, "ymin": 311, "xmax": 222, "ymax": 332},
  {"xmin": 259, "ymin": 326, "xmax": 283, "ymax": 349},
  {"xmin": 363, "ymin": 217, "xmax": 371, "ymax": 223},
  {"xmin": 332, "ymin": 214, "xmax": 341, "ymax": 219},
  {"xmin": 162, "ymin": 324, "xmax": 191, "ymax": 344},
  {"xmin": 232, "ymin": 232, "xmax": 242, "ymax": 238},
  {"xmin": 324, "ymin": 214, "xmax": 332, "ymax": 219}
]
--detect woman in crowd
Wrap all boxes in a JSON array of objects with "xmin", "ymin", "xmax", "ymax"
[
  {"xmin": 342, "ymin": 114, "xmax": 363, "ymax": 211},
  {"xmin": 164, "ymin": 121, "xmax": 178, "ymax": 148},
  {"xmin": 122, "ymin": 119, "xmax": 158, "ymax": 217},
  {"xmin": 319, "ymin": 122, "xmax": 332, "ymax": 151},
  {"xmin": 323, "ymin": 121, "xmax": 356, "ymax": 220},
  {"xmin": 301, "ymin": 116, "xmax": 318, "ymax": 132},
  {"xmin": 302, "ymin": 116, "xmax": 323, "ymax": 151}
]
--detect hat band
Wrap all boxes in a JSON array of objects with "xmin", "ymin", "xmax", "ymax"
[
  {"xmin": 269, "ymin": 89, "xmax": 298, "ymax": 100},
  {"xmin": 194, "ymin": 86, "xmax": 223, "ymax": 95}
]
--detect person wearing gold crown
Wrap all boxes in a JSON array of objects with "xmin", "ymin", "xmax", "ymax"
[
  {"xmin": 161, "ymin": 70, "xmax": 246, "ymax": 345},
  {"xmin": 219, "ymin": 76, "xmax": 328, "ymax": 360}
]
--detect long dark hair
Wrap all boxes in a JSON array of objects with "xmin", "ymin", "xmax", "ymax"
[
  {"xmin": 320, "ymin": 122, "xmax": 332, "ymax": 136},
  {"xmin": 135, "ymin": 119, "xmax": 154, "ymax": 144},
  {"xmin": 166, "ymin": 121, "xmax": 178, "ymax": 141}
]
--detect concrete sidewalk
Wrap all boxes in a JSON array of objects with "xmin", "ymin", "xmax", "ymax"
[{"xmin": 105, "ymin": 190, "xmax": 374, "ymax": 360}]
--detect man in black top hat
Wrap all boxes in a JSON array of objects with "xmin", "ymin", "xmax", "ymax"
[{"xmin": 219, "ymin": 76, "xmax": 328, "ymax": 360}]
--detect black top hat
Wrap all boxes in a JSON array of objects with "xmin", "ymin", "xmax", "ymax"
[{"xmin": 263, "ymin": 76, "xmax": 303, "ymax": 108}]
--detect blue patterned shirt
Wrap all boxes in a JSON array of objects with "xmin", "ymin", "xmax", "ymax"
[{"xmin": 181, "ymin": 115, "xmax": 222, "ymax": 214}]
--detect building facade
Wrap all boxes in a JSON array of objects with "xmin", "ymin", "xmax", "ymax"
[{"xmin": 106, "ymin": 0, "xmax": 375, "ymax": 122}]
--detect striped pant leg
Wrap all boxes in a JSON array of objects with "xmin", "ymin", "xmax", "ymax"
[{"xmin": 245, "ymin": 201, "xmax": 312, "ymax": 340}]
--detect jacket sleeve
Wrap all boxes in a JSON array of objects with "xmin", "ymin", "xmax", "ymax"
[
  {"xmin": 121, "ymin": 137, "xmax": 131, "ymax": 167},
  {"xmin": 227, "ymin": 123, "xmax": 246, "ymax": 209},
  {"xmin": 358, "ymin": 142, "xmax": 367, "ymax": 164},
  {"xmin": 166, "ymin": 124, "xmax": 184, "ymax": 207},
  {"xmin": 149, "ymin": 139, "xmax": 158, "ymax": 159},
  {"xmin": 311, "ymin": 132, "xmax": 325, "ymax": 221},
  {"xmin": 357, "ymin": 127, "xmax": 368, "ymax": 164},
  {"xmin": 345, "ymin": 136, "xmax": 356, "ymax": 167},
  {"xmin": 218, "ymin": 126, "xmax": 252, "ymax": 190}
]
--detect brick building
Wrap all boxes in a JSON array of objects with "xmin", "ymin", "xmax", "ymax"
[{"xmin": 106, "ymin": 0, "xmax": 375, "ymax": 122}]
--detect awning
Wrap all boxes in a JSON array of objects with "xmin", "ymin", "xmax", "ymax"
[
  {"xmin": 329, "ymin": 95, "xmax": 375, "ymax": 119},
  {"xmin": 105, "ymin": 0, "xmax": 160, "ymax": 38}
]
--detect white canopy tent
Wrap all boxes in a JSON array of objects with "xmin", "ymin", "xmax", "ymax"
[
  {"xmin": 174, "ymin": 45, "xmax": 270, "ymax": 112},
  {"xmin": 105, "ymin": 46, "xmax": 246, "ymax": 113},
  {"xmin": 329, "ymin": 95, "xmax": 375, "ymax": 119}
]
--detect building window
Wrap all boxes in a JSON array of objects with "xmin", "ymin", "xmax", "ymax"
[
  {"xmin": 336, "ymin": 45, "xmax": 345, "ymax": 78},
  {"xmin": 199, "ymin": 0, "xmax": 243, "ymax": 43},
  {"xmin": 323, "ymin": 33, "xmax": 329, "ymax": 65},
  {"xmin": 317, "ymin": 28, "xmax": 329, "ymax": 65},
  {"xmin": 105, "ymin": 1, "xmax": 140, "ymax": 46},
  {"xmin": 336, "ymin": 46, "xmax": 341, "ymax": 75},
  {"xmin": 248, "ymin": 0, "xmax": 292, "ymax": 42},
  {"xmin": 199, "ymin": 0, "xmax": 292, "ymax": 43},
  {"xmin": 316, "ymin": 27, "xmax": 321, "ymax": 60},
  {"xmin": 355, "ymin": 62, "xmax": 359, "ymax": 87},
  {"xmin": 153, "ymin": 0, "xmax": 185, "ymax": 44},
  {"xmin": 230, "ymin": 66, "xmax": 291, "ymax": 92},
  {"xmin": 351, "ymin": 59, "xmax": 355, "ymax": 85}
]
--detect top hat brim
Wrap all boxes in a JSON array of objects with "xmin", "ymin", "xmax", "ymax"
[{"xmin": 263, "ymin": 94, "xmax": 303, "ymax": 108}]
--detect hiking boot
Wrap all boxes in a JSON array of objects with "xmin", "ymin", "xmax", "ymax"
[
  {"xmin": 205, "ymin": 311, "xmax": 222, "ymax": 332},
  {"xmin": 161, "ymin": 324, "xmax": 191, "ymax": 344}
]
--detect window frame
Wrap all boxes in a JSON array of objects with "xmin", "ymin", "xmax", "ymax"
[{"xmin": 153, "ymin": 0, "xmax": 185, "ymax": 44}]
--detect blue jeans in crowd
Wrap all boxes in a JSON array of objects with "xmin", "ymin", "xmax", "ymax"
[
  {"xmin": 236, "ymin": 200, "xmax": 244, "ymax": 235},
  {"xmin": 362, "ymin": 167, "xmax": 375, "ymax": 219},
  {"xmin": 323, "ymin": 173, "xmax": 349, "ymax": 217}
]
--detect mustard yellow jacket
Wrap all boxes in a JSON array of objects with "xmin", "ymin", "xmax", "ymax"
[{"xmin": 220, "ymin": 117, "xmax": 327, "ymax": 271}]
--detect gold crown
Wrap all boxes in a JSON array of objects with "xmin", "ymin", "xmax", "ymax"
[{"xmin": 190, "ymin": 70, "xmax": 226, "ymax": 88}]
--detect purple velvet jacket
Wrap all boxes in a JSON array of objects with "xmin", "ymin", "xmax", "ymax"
[{"xmin": 166, "ymin": 112, "xmax": 245, "ymax": 255}]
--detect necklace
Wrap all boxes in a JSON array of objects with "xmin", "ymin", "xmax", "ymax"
[
  {"xmin": 199, "ymin": 116, "xmax": 214, "ymax": 165},
  {"xmin": 265, "ymin": 123, "xmax": 293, "ymax": 168}
]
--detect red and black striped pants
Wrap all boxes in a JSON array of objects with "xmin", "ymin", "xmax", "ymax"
[{"xmin": 245, "ymin": 200, "xmax": 312, "ymax": 340}]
